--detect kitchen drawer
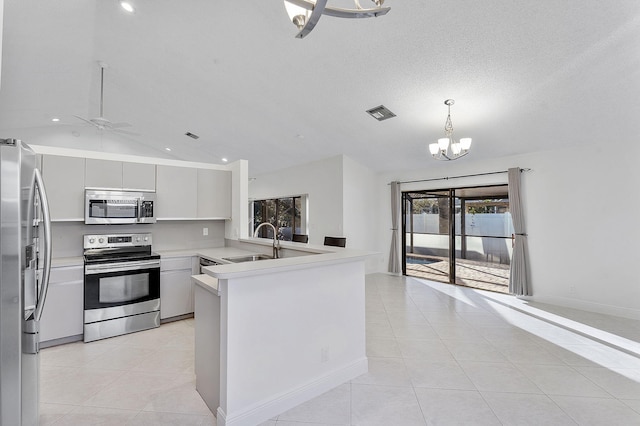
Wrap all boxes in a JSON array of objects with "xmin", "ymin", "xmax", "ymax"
[{"xmin": 160, "ymin": 256, "xmax": 193, "ymax": 271}]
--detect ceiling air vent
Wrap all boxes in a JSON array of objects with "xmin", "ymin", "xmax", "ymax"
[
  {"xmin": 366, "ymin": 105, "xmax": 396, "ymax": 121},
  {"xmin": 185, "ymin": 132, "xmax": 200, "ymax": 139}
]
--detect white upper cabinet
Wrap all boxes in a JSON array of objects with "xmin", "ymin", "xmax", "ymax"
[
  {"xmin": 40, "ymin": 152, "xmax": 230, "ymax": 221},
  {"xmin": 123, "ymin": 162, "xmax": 156, "ymax": 191},
  {"xmin": 197, "ymin": 169, "xmax": 231, "ymax": 219},
  {"xmin": 85, "ymin": 159, "xmax": 122, "ymax": 189},
  {"xmin": 41, "ymin": 155, "xmax": 85, "ymax": 221},
  {"xmin": 156, "ymin": 165, "xmax": 198, "ymax": 219},
  {"xmin": 85, "ymin": 159, "xmax": 156, "ymax": 191}
]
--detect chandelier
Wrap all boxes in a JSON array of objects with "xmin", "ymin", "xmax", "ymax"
[
  {"xmin": 283, "ymin": 0, "xmax": 391, "ymax": 39},
  {"xmin": 428, "ymin": 99, "xmax": 472, "ymax": 161}
]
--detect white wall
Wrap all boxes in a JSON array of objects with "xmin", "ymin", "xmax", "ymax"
[
  {"xmin": 250, "ymin": 155, "xmax": 382, "ymax": 272},
  {"xmin": 377, "ymin": 145, "xmax": 640, "ymax": 320},
  {"xmin": 523, "ymin": 145, "xmax": 640, "ymax": 319},
  {"xmin": 225, "ymin": 159, "xmax": 249, "ymax": 240},
  {"xmin": 250, "ymin": 155, "xmax": 344, "ymax": 246},
  {"xmin": 342, "ymin": 156, "xmax": 382, "ymax": 271},
  {"xmin": 0, "ymin": 0, "xmax": 4, "ymax": 90}
]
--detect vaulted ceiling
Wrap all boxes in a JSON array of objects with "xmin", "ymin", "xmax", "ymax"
[{"xmin": 1, "ymin": 1, "xmax": 639, "ymax": 175}]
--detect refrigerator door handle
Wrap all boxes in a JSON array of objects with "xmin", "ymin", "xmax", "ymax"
[{"xmin": 32, "ymin": 168, "xmax": 52, "ymax": 322}]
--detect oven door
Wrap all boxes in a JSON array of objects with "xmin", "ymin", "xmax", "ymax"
[{"xmin": 84, "ymin": 259, "xmax": 160, "ymax": 321}]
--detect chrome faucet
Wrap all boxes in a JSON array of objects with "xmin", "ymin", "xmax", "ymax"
[{"xmin": 253, "ymin": 222, "xmax": 280, "ymax": 259}]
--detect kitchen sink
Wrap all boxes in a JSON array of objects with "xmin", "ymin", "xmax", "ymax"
[{"xmin": 222, "ymin": 254, "xmax": 273, "ymax": 263}]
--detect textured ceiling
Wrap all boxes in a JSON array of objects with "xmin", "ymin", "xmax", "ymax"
[{"xmin": 1, "ymin": 0, "xmax": 639, "ymax": 175}]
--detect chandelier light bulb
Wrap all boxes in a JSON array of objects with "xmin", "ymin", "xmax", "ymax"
[
  {"xmin": 428, "ymin": 143, "xmax": 440, "ymax": 155},
  {"xmin": 438, "ymin": 138, "xmax": 450, "ymax": 151},
  {"xmin": 284, "ymin": 1, "xmax": 312, "ymax": 29},
  {"xmin": 451, "ymin": 142, "xmax": 462, "ymax": 155},
  {"xmin": 460, "ymin": 137, "xmax": 472, "ymax": 151}
]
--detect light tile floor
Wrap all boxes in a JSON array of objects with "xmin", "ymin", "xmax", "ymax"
[
  {"xmin": 406, "ymin": 256, "xmax": 510, "ymax": 293},
  {"xmin": 40, "ymin": 273, "xmax": 640, "ymax": 425}
]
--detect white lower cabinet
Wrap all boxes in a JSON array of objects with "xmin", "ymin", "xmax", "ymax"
[
  {"xmin": 160, "ymin": 256, "xmax": 196, "ymax": 320},
  {"xmin": 40, "ymin": 265, "xmax": 84, "ymax": 343}
]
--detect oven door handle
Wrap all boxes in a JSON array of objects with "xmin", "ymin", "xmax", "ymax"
[{"xmin": 85, "ymin": 260, "xmax": 160, "ymax": 275}]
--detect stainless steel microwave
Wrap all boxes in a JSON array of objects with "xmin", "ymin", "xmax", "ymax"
[{"xmin": 85, "ymin": 190, "xmax": 156, "ymax": 225}]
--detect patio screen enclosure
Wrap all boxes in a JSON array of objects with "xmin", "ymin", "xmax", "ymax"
[{"xmin": 402, "ymin": 185, "xmax": 514, "ymax": 292}]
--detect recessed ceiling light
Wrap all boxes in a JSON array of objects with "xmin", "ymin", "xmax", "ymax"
[
  {"xmin": 165, "ymin": 147, "xmax": 171, "ymax": 151},
  {"xmin": 221, "ymin": 158, "xmax": 228, "ymax": 163},
  {"xmin": 185, "ymin": 132, "xmax": 200, "ymax": 140},
  {"xmin": 51, "ymin": 118, "xmax": 60, "ymax": 122},
  {"xmin": 120, "ymin": 1, "xmax": 135, "ymax": 13}
]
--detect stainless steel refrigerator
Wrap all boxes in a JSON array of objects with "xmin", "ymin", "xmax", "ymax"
[{"xmin": 0, "ymin": 139, "xmax": 52, "ymax": 425}]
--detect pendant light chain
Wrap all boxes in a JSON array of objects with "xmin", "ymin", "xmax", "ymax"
[{"xmin": 444, "ymin": 103, "xmax": 453, "ymax": 138}]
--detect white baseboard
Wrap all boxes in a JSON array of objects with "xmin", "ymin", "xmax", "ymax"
[
  {"xmin": 216, "ymin": 357, "xmax": 368, "ymax": 426},
  {"xmin": 530, "ymin": 295, "xmax": 640, "ymax": 321}
]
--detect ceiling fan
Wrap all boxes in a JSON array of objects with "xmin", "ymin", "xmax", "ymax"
[{"xmin": 74, "ymin": 61, "xmax": 139, "ymax": 136}]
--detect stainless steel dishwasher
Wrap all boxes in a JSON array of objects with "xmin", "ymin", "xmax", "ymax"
[{"xmin": 199, "ymin": 257, "xmax": 221, "ymax": 274}]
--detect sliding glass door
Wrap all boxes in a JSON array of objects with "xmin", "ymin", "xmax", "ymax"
[
  {"xmin": 403, "ymin": 185, "xmax": 513, "ymax": 293},
  {"xmin": 403, "ymin": 190, "xmax": 453, "ymax": 282}
]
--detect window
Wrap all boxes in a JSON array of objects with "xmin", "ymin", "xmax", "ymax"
[{"xmin": 250, "ymin": 195, "xmax": 307, "ymax": 241}]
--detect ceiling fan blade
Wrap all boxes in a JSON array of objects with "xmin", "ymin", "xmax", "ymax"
[
  {"xmin": 73, "ymin": 63, "xmax": 137, "ymax": 134},
  {"xmin": 111, "ymin": 128, "xmax": 140, "ymax": 136},
  {"xmin": 108, "ymin": 122, "xmax": 132, "ymax": 129},
  {"xmin": 73, "ymin": 115, "xmax": 99, "ymax": 127}
]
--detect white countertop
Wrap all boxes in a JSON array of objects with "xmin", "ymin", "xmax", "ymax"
[
  {"xmin": 52, "ymin": 240, "xmax": 378, "ymax": 279},
  {"xmin": 156, "ymin": 247, "xmax": 260, "ymax": 262},
  {"xmin": 196, "ymin": 247, "xmax": 262, "ymax": 263},
  {"xmin": 191, "ymin": 274, "xmax": 220, "ymax": 296},
  {"xmin": 51, "ymin": 247, "xmax": 258, "ymax": 268},
  {"xmin": 201, "ymin": 238, "xmax": 376, "ymax": 280}
]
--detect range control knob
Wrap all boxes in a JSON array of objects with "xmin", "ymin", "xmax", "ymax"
[
  {"xmin": 89, "ymin": 238, "xmax": 95, "ymax": 244},
  {"xmin": 144, "ymin": 237, "xmax": 149, "ymax": 242},
  {"xmin": 98, "ymin": 238, "xmax": 104, "ymax": 244},
  {"xmin": 136, "ymin": 237, "xmax": 141, "ymax": 242}
]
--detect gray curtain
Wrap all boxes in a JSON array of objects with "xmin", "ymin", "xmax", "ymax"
[
  {"xmin": 508, "ymin": 167, "xmax": 530, "ymax": 296},
  {"xmin": 388, "ymin": 181, "xmax": 401, "ymax": 274}
]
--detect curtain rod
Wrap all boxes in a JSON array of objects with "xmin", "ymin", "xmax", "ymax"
[{"xmin": 389, "ymin": 168, "xmax": 531, "ymax": 185}]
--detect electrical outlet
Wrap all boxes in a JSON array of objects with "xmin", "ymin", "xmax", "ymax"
[
  {"xmin": 321, "ymin": 347, "xmax": 329, "ymax": 363},
  {"xmin": 203, "ymin": 227, "xmax": 208, "ymax": 236}
]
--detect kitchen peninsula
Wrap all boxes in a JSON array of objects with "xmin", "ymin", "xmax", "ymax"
[{"xmin": 193, "ymin": 239, "xmax": 373, "ymax": 426}]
